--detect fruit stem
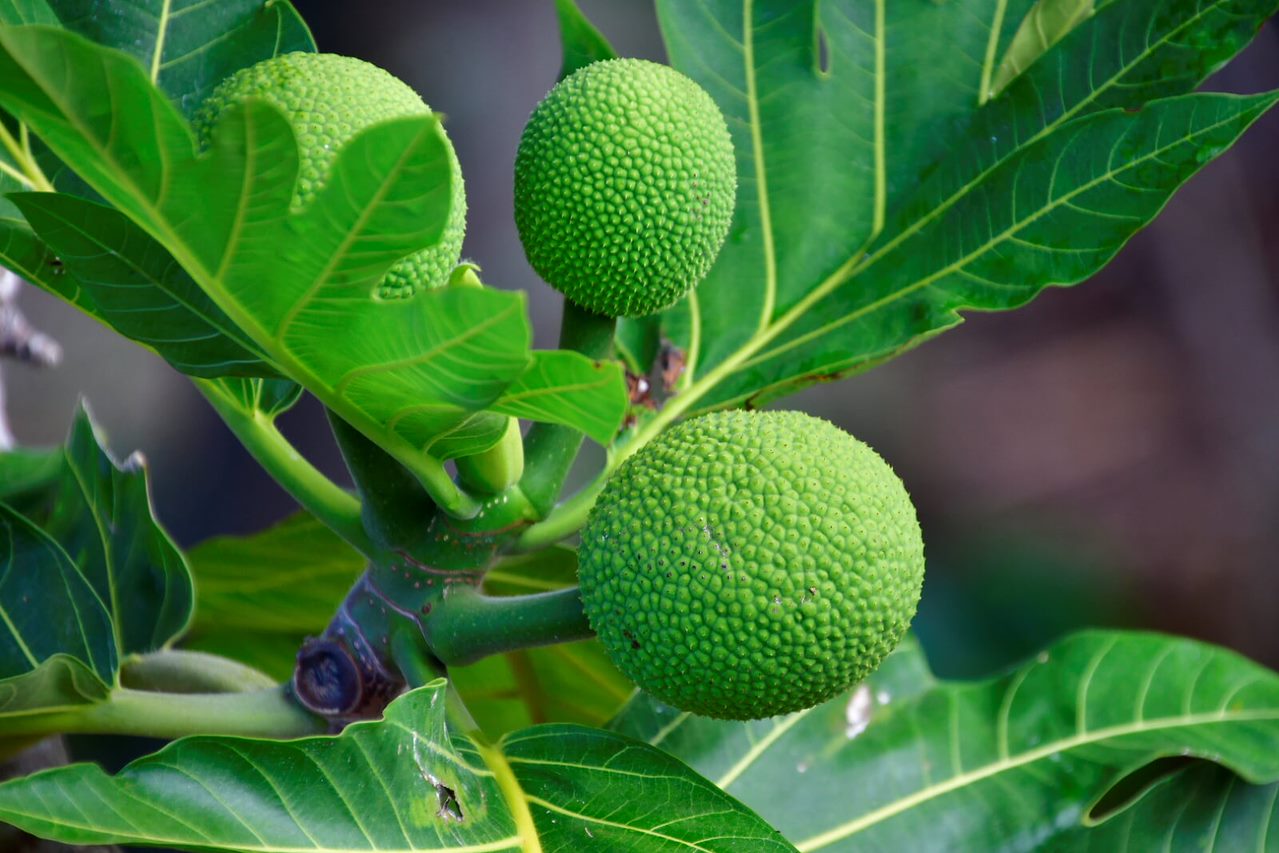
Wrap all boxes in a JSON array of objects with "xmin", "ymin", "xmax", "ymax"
[
  {"xmin": 423, "ymin": 585, "xmax": 592, "ymax": 666},
  {"xmin": 198, "ymin": 379, "xmax": 374, "ymax": 557},
  {"xmin": 519, "ymin": 300, "xmax": 616, "ymax": 516}
]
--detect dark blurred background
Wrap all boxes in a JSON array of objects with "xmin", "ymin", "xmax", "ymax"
[{"xmin": 4, "ymin": 2, "xmax": 1278, "ymax": 678}]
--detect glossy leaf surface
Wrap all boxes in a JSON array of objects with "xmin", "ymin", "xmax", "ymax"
[
  {"xmin": 48, "ymin": 0, "xmax": 315, "ymax": 115},
  {"xmin": 1058, "ymin": 763, "xmax": 1279, "ymax": 851},
  {"xmin": 0, "ymin": 405, "xmax": 192, "ymax": 719},
  {"xmin": 188, "ymin": 512, "xmax": 361, "ymax": 637},
  {"xmin": 41, "ymin": 407, "xmax": 193, "ymax": 655},
  {"xmin": 0, "ymin": 682, "xmax": 793, "ymax": 852},
  {"xmin": 0, "ymin": 26, "xmax": 625, "ymax": 480},
  {"xmin": 638, "ymin": 0, "xmax": 1279, "ymax": 413},
  {"xmin": 15, "ymin": 191, "xmax": 280, "ymax": 377},
  {"xmin": 612, "ymin": 631, "xmax": 1279, "ymax": 851},
  {"xmin": 0, "ymin": 505, "xmax": 113, "ymax": 714}
]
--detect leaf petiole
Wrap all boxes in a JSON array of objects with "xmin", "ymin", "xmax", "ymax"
[
  {"xmin": 0, "ymin": 120, "xmax": 53, "ymax": 192},
  {"xmin": 119, "ymin": 649, "xmax": 278, "ymax": 694},
  {"xmin": 197, "ymin": 379, "xmax": 375, "ymax": 556},
  {"xmin": 0, "ymin": 686, "xmax": 324, "ymax": 741}
]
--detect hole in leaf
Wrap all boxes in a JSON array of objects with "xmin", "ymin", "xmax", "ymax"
[
  {"xmin": 1087, "ymin": 756, "xmax": 1195, "ymax": 823},
  {"xmin": 431, "ymin": 776, "xmax": 464, "ymax": 822}
]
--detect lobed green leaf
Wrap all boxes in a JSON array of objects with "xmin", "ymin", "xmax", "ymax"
[
  {"xmin": 612, "ymin": 631, "xmax": 1279, "ymax": 851},
  {"xmin": 47, "ymin": 0, "xmax": 315, "ymax": 116},
  {"xmin": 0, "ymin": 505, "xmax": 114, "ymax": 714},
  {"xmin": 14, "ymin": 191, "xmax": 281, "ymax": 377},
  {"xmin": 0, "ymin": 26, "xmax": 625, "ymax": 499},
  {"xmin": 640, "ymin": 0, "xmax": 1279, "ymax": 412}
]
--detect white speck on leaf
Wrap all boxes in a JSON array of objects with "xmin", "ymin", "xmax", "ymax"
[
  {"xmin": 845, "ymin": 685, "xmax": 873, "ymax": 739},
  {"xmin": 876, "ymin": 690, "xmax": 891, "ymax": 705}
]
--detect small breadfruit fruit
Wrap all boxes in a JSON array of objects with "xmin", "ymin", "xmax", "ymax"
[
  {"xmin": 194, "ymin": 52, "xmax": 466, "ymax": 299},
  {"xmin": 514, "ymin": 58, "xmax": 736, "ymax": 318},
  {"xmin": 579, "ymin": 410, "xmax": 925, "ymax": 720}
]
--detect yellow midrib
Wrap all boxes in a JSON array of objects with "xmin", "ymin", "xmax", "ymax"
[{"xmin": 149, "ymin": 0, "xmax": 172, "ymax": 83}]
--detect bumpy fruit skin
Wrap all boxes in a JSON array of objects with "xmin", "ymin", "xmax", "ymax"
[
  {"xmin": 579, "ymin": 410, "xmax": 925, "ymax": 720},
  {"xmin": 514, "ymin": 58, "xmax": 736, "ymax": 318},
  {"xmin": 194, "ymin": 52, "xmax": 466, "ymax": 299}
]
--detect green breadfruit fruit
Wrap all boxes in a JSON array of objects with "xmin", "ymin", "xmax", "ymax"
[
  {"xmin": 514, "ymin": 58, "xmax": 736, "ymax": 318},
  {"xmin": 579, "ymin": 410, "xmax": 925, "ymax": 720},
  {"xmin": 194, "ymin": 52, "xmax": 466, "ymax": 299}
]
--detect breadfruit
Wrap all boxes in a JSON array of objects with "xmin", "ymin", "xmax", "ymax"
[
  {"xmin": 579, "ymin": 410, "xmax": 924, "ymax": 720},
  {"xmin": 514, "ymin": 58, "xmax": 736, "ymax": 318},
  {"xmin": 194, "ymin": 52, "xmax": 466, "ymax": 299}
]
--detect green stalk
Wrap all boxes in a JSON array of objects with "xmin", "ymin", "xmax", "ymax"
[
  {"xmin": 0, "ymin": 687, "xmax": 324, "ymax": 740},
  {"xmin": 198, "ymin": 380, "xmax": 373, "ymax": 556},
  {"xmin": 511, "ymin": 475, "xmax": 606, "ymax": 553},
  {"xmin": 119, "ymin": 649, "xmax": 277, "ymax": 694},
  {"xmin": 520, "ymin": 300, "xmax": 617, "ymax": 515},
  {"xmin": 0, "ymin": 120, "xmax": 53, "ymax": 192},
  {"xmin": 423, "ymin": 585, "xmax": 592, "ymax": 666}
]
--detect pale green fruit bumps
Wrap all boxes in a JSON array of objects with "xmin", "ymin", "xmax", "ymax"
[
  {"xmin": 579, "ymin": 410, "xmax": 925, "ymax": 720},
  {"xmin": 194, "ymin": 52, "xmax": 466, "ymax": 299},
  {"xmin": 514, "ymin": 58, "xmax": 736, "ymax": 318}
]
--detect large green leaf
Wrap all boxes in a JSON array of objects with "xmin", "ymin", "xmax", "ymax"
[
  {"xmin": 489, "ymin": 351, "xmax": 626, "ymax": 453},
  {"xmin": 1056, "ymin": 763, "xmax": 1279, "ymax": 851},
  {"xmin": 611, "ymin": 631, "xmax": 1279, "ymax": 850},
  {"xmin": 0, "ymin": 1, "xmax": 314, "ymax": 383},
  {"xmin": 38, "ymin": 407, "xmax": 194, "ymax": 655},
  {"xmin": 502, "ymin": 724, "xmax": 794, "ymax": 849},
  {"xmin": 0, "ymin": 27, "xmax": 625, "ymax": 493},
  {"xmin": 14, "ymin": 191, "xmax": 280, "ymax": 377},
  {"xmin": 48, "ymin": 0, "xmax": 315, "ymax": 116},
  {"xmin": 0, "ymin": 0, "xmax": 54, "ymax": 25},
  {"xmin": 188, "ymin": 512, "xmax": 362, "ymax": 636},
  {"xmin": 0, "ymin": 401, "xmax": 195, "ymax": 717},
  {"xmin": 640, "ymin": 0, "xmax": 1279, "ymax": 412},
  {"xmin": 0, "ymin": 445, "xmax": 60, "ymax": 501},
  {"xmin": 0, "ymin": 504, "xmax": 114, "ymax": 714},
  {"xmin": 989, "ymin": 0, "xmax": 1095, "ymax": 97},
  {"xmin": 0, "ymin": 681, "xmax": 794, "ymax": 851}
]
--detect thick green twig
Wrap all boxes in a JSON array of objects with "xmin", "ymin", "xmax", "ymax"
[{"xmin": 327, "ymin": 409, "xmax": 438, "ymax": 552}]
